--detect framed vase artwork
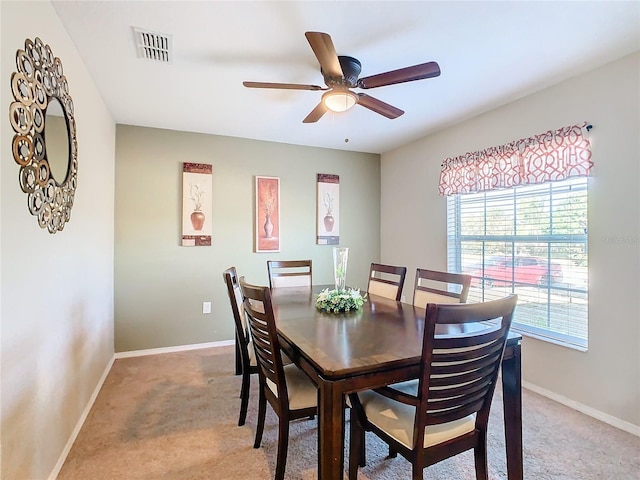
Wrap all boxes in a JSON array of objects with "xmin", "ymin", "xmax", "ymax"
[
  {"xmin": 317, "ymin": 174, "xmax": 340, "ymax": 245},
  {"xmin": 255, "ymin": 176, "xmax": 280, "ymax": 252},
  {"xmin": 182, "ymin": 162, "xmax": 212, "ymax": 246}
]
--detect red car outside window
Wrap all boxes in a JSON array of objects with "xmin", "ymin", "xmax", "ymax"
[{"xmin": 470, "ymin": 256, "xmax": 563, "ymax": 287}]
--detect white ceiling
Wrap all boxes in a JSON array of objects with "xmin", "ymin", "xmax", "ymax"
[{"xmin": 52, "ymin": 1, "xmax": 640, "ymax": 154}]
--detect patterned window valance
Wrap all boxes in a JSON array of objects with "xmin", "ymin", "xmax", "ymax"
[{"xmin": 438, "ymin": 123, "xmax": 593, "ymax": 196}]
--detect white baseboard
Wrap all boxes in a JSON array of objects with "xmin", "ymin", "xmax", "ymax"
[
  {"xmin": 114, "ymin": 339, "xmax": 235, "ymax": 359},
  {"xmin": 522, "ymin": 380, "xmax": 640, "ymax": 437},
  {"xmin": 48, "ymin": 355, "xmax": 116, "ymax": 480}
]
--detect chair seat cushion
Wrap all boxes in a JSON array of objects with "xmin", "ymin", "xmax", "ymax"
[
  {"xmin": 357, "ymin": 387, "xmax": 475, "ymax": 449},
  {"xmin": 267, "ymin": 364, "xmax": 317, "ymax": 410}
]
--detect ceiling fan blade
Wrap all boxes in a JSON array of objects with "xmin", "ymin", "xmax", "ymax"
[
  {"xmin": 358, "ymin": 61, "xmax": 441, "ymax": 89},
  {"xmin": 357, "ymin": 93, "xmax": 404, "ymax": 119},
  {"xmin": 302, "ymin": 102, "xmax": 328, "ymax": 123},
  {"xmin": 304, "ymin": 32, "xmax": 343, "ymax": 78},
  {"xmin": 243, "ymin": 81, "xmax": 327, "ymax": 91}
]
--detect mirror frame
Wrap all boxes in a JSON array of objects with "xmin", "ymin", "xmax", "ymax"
[{"xmin": 9, "ymin": 37, "xmax": 78, "ymax": 234}]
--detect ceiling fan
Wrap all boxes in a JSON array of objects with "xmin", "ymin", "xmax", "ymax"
[{"xmin": 243, "ymin": 31, "xmax": 441, "ymax": 123}]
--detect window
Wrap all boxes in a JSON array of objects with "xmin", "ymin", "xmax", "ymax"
[{"xmin": 447, "ymin": 177, "xmax": 588, "ymax": 349}]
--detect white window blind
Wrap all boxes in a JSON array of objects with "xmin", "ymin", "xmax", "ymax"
[{"xmin": 447, "ymin": 177, "xmax": 588, "ymax": 349}]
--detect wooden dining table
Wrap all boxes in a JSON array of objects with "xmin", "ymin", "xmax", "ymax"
[{"xmin": 268, "ymin": 285, "xmax": 523, "ymax": 480}]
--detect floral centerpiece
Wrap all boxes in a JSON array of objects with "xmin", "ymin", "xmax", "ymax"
[
  {"xmin": 315, "ymin": 287, "xmax": 367, "ymax": 313},
  {"xmin": 316, "ymin": 246, "xmax": 366, "ymax": 313}
]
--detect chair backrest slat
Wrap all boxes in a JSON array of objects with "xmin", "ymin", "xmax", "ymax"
[
  {"xmin": 426, "ymin": 399, "xmax": 488, "ymax": 425},
  {"xmin": 367, "ymin": 263, "xmax": 407, "ymax": 301},
  {"xmin": 429, "ymin": 386, "xmax": 490, "ymax": 412},
  {"xmin": 428, "ymin": 363, "xmax": 496, "ymax": 388},
  {"xmin": 427, "ymin": 375, "xmax": 493, "ymax": 400},
  {"xmin": 412, "ymin": 294, "xmax": 517, "ymax": 448},
  {"xmin": 413, "ymin": 268, "xmax": 471, "ymax": 307},
  {"xmin": 430, "ymin": 348, "xmax": 504, "ymax": 376},
  {"xmin": 222, "ymin": 266, "xmax": 252, "ymax": 380},
  {"xmin": 222, "ymin": 267, "xmax": 246, "ymax": 334},
  {"xmin": 433, "ymin": 337, "xmax": 504, "ymax": 362},
  {"xmin": 239, "ymin": 276, "xmax": 289, "ymax": 404},
  {"xmin": 267, "ymin": 260, "xmax": 312, "ymax": 288}
]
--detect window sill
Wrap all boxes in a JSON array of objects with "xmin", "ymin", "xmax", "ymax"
[{"xmin": 512, "ymin": 326, "xmax": 588, "ymax": 352}]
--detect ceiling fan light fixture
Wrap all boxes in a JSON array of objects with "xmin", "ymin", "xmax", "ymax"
[
  {"xmin": 322, "ymin": 90, "xmax": 358, "ymax": 112},
  {"xmin": 244, "ymin": 32, "xmax": 438, "ymax": 123}
]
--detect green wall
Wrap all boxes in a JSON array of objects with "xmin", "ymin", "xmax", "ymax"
[{"xmin": 115, "ymin": 125, "xmax": 380, "ymax": 352}]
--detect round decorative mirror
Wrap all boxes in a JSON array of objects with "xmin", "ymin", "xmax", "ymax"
[
  {"xmin": 9, "ymin": 37, "xmax": 77, "ymax": 234},
  {"xmin": 45, "ymin": 97, "xmax": 71, "ymax": 184}
]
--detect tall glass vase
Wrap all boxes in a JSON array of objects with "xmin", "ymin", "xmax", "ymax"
[{"xmin": 333, "ymin": 247, "xmax": 349, "ymax": 292}]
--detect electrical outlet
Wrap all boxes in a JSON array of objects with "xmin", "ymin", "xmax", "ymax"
[{"xmin": 202, "ymin": 301, "xmax": 212, "ymax": 314}]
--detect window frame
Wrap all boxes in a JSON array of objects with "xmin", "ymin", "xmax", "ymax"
[{"xmin": 447, "ymin": 178, "xmax": 589, "ymax": 350}]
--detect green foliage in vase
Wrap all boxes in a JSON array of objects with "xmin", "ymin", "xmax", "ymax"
[{"xmin": 315, "ymin": 288, "xmax": 367, "ymax": 313}]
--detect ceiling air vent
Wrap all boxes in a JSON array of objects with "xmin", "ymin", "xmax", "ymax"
[{"xmin": 133, "ymin": 27, "xmax": 172, "ymax": 63}]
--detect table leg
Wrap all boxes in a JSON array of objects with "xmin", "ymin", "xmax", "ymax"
[
  {"xmin": 502, "ymin": 343, "xmax": 523, "ymax": 480},
  {"xmin": 317, "ymin": 379, "xmax": 346, "ymax": 480}
]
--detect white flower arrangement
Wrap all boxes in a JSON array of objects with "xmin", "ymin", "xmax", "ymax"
[{"xmin": 315, "ymin": 288, "xmax": 367, "ymax": 313}]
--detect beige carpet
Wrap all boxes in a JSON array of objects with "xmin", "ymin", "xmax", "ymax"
[{"xmin": 58, "ymin": 346, "xmax": 639, "ymax": 479}]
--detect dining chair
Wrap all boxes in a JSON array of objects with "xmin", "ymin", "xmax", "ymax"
[
  {"xmin": 267, "ymin": 260, "xmax": 312, "ymax": 288},
  {"xmin": 348, "ymin": 294, "xmax": 518, "ymax": 480},
  {"xmin": 413, "ymin": 268, "xmax": 472, "ymax": 307},
  {"xmin": 239, "ymin": 276, "xmax": 318, "ymax": 480},
  {"xmin": 222, "ymin": 266, "xmax": 257, "ymax": 427},
  {"xmin": 367, "ymin": 263, "xmax": 407, "ymax": 301}
]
